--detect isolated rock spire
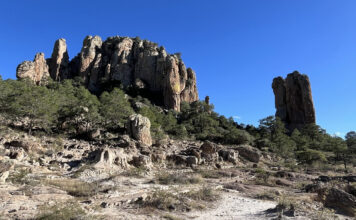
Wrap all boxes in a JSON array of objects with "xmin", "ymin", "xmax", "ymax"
[
  {"xmin": 49, "ymin": 38, "xmax": 69, "ymax": 81},
  {"xmin": 272, "ymin": 71, "xmax": 316, "ymax": 131},
  {"xmin": 16, "ymin": 35, "xmax": 199, "ymax": 111}
]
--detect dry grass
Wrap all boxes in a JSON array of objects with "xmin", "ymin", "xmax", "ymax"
[
  {"xmin": 255, "ymin": 190, "xmax": 280, "ymax": 200},
  {"xmin": 43, "ymin": 178, "xmax": 98, "ymax": 197},
  {"xmin": 36, "ymin": 201, "xmax": 95, "ymax": 220},
  {"xmin": 195, "ymin": 169, "xmax": 238, "ymax": 179},
  {"xmin": 162, "ymin": 214, "xmax": 184, "ymax": 220},
  {"xmin": 121, "ymin": 166, "xmax": 148, "ymax": 178},
  {"xmin": 141, "ymin": 187, "xmax": 220, "ymax": 212},
  {"xmin": 186, "ymin": 187, "xmax": 220, "ymax": 202},
  {"xmin": 156, "ymin": 172, "xmax": 203, "ymax": 185}
]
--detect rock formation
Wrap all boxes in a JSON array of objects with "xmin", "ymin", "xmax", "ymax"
[
  {"xmin": 16, "ymin": 35, "xmax": 199, "ymax": 111},
  {"xmin": 16, "ymin": 53, "xmax": 50, "ymax": 84},
  {"xmin": 272, "ymin": 71, "xmax": 316, "ymax": 131},
  {"xmin": 93, "ymin": 147, "xmax": 130, "ymax": 170},
  {"xmin": 126, "ymin": 114, "xmax": 152, "ymax": 146},
  {"xmin": 48, "ymin": 38, "xmax": 69, "ymax": 80}
]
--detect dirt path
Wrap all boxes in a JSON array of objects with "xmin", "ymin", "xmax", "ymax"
[{"xmin": 189, "ymin": 191, "xmax": 276, "ymax": 220}]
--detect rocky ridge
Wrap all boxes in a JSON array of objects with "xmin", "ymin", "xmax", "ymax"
[
  {"xmin": 272, "ymin": 71, "xmax": 316, "ymax": 131},
  {"xmin": 16, "ymin": 35, "xmax": 199, "ymax": 111}
]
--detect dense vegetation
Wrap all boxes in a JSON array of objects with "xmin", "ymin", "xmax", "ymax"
[{"xmin": 0, "ymin": 77, "xmax": 355, "ymax": 170}]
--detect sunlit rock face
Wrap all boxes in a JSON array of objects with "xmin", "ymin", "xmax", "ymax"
[
  {"xmin": 272, "ymin": 71, "xmax": 316, "ymax": 131},
  {"xmin": 16, "ymin": 35, "xmax": 199, "ymax": 111},
  {"xmin": 16, "ymin": 53, "xmax": 50, "ymax": 84}
]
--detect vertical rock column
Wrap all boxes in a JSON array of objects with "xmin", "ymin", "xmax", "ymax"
[
  {"xmin": 272, "ymin": 71, "xmax": 316, "ymax": 131},
  {"xmin": 49, "ymin": 38, "xmax": 69, "ymax": 80}
]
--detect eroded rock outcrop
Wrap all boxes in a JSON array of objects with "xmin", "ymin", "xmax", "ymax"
[
  {"xmin": 272, "ymin": 71, "xmax": 316, "ymax": 131},
  {"xmin": 16, "ymin": 35, "xmax": 199, "ymax": 111},
  {"xmin": 49, "ymin": 38, "xmax": 69, "ymax": 80},
  {"xmin": 92, "ymin": 147, "xmax": 130, "ymax": 170},
  {"xmin": 126, "ymin": 114, "xmax": 152, "ymax": 146},
  {"xmin": 16, "ymin": 53, "xmax": 50, "ymax": 84}
]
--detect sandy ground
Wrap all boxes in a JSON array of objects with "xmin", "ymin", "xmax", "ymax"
[{"xmin": 188, "ymin": 191, "xmax": 277, "ymax": 220}]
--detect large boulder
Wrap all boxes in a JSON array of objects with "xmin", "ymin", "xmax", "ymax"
[
  {"xmin": 16, "ymin": 35, "xmax": 199, "ymax": 111},
  {"xmin": 200, "ymin": 141, "xmax": 219, "ymax": 154},
  {"xmin": 92, "ymin": 147, "xmax": 130, "ymax": 170},
  {"xmin": 16, "ymin": 53, "xmax": 50, "ymax": 84},
  {"xmin": 236, "ymin": 145, "xmax": 261, "ymax": 163},
  {"xmin": 126, "ymin": 114, "xmax": 152, "ymax": 146},
  {"xmin": 218, "ymin": 149, "xmax": 238, "ymax": 164},
  {"xmin": 272, "ymin": 71, "xmax": 315, "ymax": 131},
  {"xmin": 318, "ymin": 187, "xmax": 356, "ymax": 216}
]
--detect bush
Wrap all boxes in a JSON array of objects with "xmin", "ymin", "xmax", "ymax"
[
  {"xmin": 100, "ymin": 88, "xmax": 133, "ymax": 130},
  {"xmin": 296, "ymin": 149, "xmax": 327, "ymax": 165}
]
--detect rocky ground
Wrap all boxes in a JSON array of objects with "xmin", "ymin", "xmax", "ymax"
[{"xmin": 0, "ymin": 125, "xmax": 355, "ymax": 220}]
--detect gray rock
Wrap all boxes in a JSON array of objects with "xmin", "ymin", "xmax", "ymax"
[
  {"xmin": 126, "ymin": 114, "xmax": 152, "ymax": 146},
  {"xmin": 218, "ymin": 149, "xmax": 238, "ymax": 164},
  {"xmin": 318, "ymin": 187, "xmax": 356, "ymax": 216},
  {"xmin": 236, "ymin": 145, "xmax": 261, "ymax": 163}
]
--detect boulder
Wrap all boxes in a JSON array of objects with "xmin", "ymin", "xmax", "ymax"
[
  {"xmin": 200, "ymin": 141, "xmax": 220, "ymax": 162},
  {"xmin": 92, "ymin": 147, "xmax": 129, "ymax": 170},
  {"xmin": 318, "ymin": 187, "xmax": 356, "ymax": 216},
  {"xmin": 117, "ymin": 135, "xmax": 135, "ymax": 148},
  {"xmin": 126, "ymin": 114, "xmax": 152, "ymax": 146},
  {"xmin": 16, "ymin": 53, "xmax": 50, "ymax": 84},
  {"xmin": 186, "ymin": 156, "xmax": 199, "ymax": 166},
  {"xmin": 218, "ymin": 149, "xmax": 238, "ymax": 164},
  {"xmin": 201, "ymin": 141, "xmax": 219, "ymax": 154},
  {"xmin": 131, "ymin": 155, "xmax": 152, "ymax": 168},
  {"xmin": 236, "ymin": 145, "xmax": 260, "ymax": 163},
  {"xmin": 272, "ymin": 71, "xmax": 316, "ymax": 131}
]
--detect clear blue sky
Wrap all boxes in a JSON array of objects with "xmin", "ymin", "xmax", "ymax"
[{"xmin": 0, "ymin": 0, "xmax": 355, "ymax": 136}]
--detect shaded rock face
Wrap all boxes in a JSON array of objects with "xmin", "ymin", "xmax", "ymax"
[
  {"xmin": 16, "ymin": 53, "xmax": 50, "ymax": 84},
  {"xmin": 272, "ymin": 71, "xmax": 316, "ymax": 131},
  {"xmin": 16, "ymin": 35, "xmax": 199, "ymax": 111},
  {"xmin": 126, "ymin": 114, "xmax": 152, "ymax": 146}
]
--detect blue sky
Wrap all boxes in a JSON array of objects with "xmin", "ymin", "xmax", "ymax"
[{"xmin": 0, "ymin": 0, "xmax": 355, "ymax": 136}]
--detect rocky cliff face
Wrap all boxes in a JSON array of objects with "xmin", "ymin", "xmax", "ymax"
[
  {"xmin": 16, "ymin": 53, "xmax": 50, "ymax": 84},
  {"xmin": 16, "ymin": 35, "xmax": 199, "ymax": 111},
  {"xmin": 272, "ymin": 71, "xmax": 316, "ymax": 131}
]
